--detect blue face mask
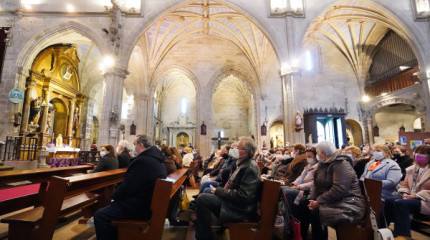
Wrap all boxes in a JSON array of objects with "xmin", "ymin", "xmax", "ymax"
[
  {"xmin": 373, "ymin": 151, "xmax": 384, "ymax": 160},
  {"xmin": 100, "ymin": 151, "xmax": 106, "ymax": 157}
]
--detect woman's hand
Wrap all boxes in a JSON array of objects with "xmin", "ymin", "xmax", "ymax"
[
  {"xmin": 403, "ymin": 193, "xmax": 418, "ymax": 199},
  {"xmin": 290, "ymin": 185, "xmax": 299, "ymax": 189},
  {"xmin": 308, "ymin": 200, "xmax": 320, "ymax": 210}
]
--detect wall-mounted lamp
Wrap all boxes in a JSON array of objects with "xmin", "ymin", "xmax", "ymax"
[{"xmin": 268, "ymin": 0, "xmax": 304, "ymax": 17}]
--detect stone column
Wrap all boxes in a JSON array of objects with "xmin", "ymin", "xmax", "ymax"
[
  {"xmin": 20, "ymin": 79, "xmax": 37, "ymax": 135},
  {"xmin": 133, "ymin": 93, "xmax": 150, "ymax": 136},
  {"xmin": 280, "ymin": 72, "xmax": 300, "ymax": 145},
  {"xmin": 67, "ymin": 98, "xmax": 76, "ymax": 146},
  {"xmin": 365, "ymin": 117, "xmax": 374, "ymax": 145},
  {"xmin": 419, "ymin": 71, "xmax": 430, "ymax": 131},
  {"xmin": 98, "ymin": 68, "xmax": 128, "ymax": 145}
]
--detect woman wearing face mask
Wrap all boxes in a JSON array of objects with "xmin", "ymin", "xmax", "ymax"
[
  {"xmin": 344, "ymin": 146, "xmax": 363, "ymax": 177},
  {"xmin": 391, "ymin": 145, "xmax": 413, "ymax": 181},
  {"xmin": 383, "ymin": 145, "xmax": 430, "ymax": 240},
  {"xmin": 360, "ymin": 144, "xmax": 402, "ymax": 200},
  {"xmin": 92, "ymin": 145, "xmax": 119, "ymax": 173}
]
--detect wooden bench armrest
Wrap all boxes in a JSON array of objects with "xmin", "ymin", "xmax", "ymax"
[
  {"xmin": 111, "ymin": 219, "xmax": 149, "ymax": 228},
  {"xmin": 225, "ymin": 222, "xmax": 259, "ymax": 228},
  {"xmin": 1, "ymin": 206, "xmax": 44, "ymax": 224}
]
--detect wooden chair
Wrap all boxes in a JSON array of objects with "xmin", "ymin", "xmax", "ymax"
[
  {"xmin": 112, "ymin": 168, "xmax": 190, "ymax": 240},
  {"xmin": 1, "ymin": 168, "xmax": 126, "ymax": 240},
  {"xmin": 226, "ymin": 179, "xmax": 281, "ymax": 240},
  {"xmin": 336, "ymin": 178, "xmax": 383, "ymax": 240},
  {"xmin": 257, "ymin": 161, "xmax": 263, "ymax": 173}
]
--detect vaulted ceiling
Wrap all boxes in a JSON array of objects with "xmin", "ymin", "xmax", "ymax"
[{"xmin": 303, "ymin": 0, "xmax": 414, "ymax": 89}]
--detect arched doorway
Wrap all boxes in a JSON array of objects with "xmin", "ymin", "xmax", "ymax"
[
  {"xmin": 345, "ymin": 119, "xmax": 363, "ymax": 147},
  {"xmin": 50, "ymin": 98, "xmax": 68, "ymax": 138},
  {"xmin": 176, "ymin": 132, "xmax": 190, "ymax": 148}
]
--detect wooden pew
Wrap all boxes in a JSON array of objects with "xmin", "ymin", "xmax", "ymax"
[
  {"xmin": 336, "ymin": 178, "xmax": 383, "ymax": 240},
  {"xmin": 225, "ymin": 179, "xmax": 280, "ymax": 240},
  {"xmin": 0, "ymin": 165, "xmax": 93, "ymax": 216},
  {"xmin": 257, "ymin": 161, "xmax": 263, "ymax": 173},
  {"xmin": 112, "ymin": 168, "xmax": 190, "ymax": 240},
  {"xmin": 412, "ymin": 214, "xmax": 430, "ymax": 236},
  {"xmin": 1, "ymin": 168, "xmax": 126, "ymax": 240}
]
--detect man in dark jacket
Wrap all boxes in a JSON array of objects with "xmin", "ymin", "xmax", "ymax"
[
  {"xmin": 94, "ymin": 135, "xmax": 167, "ymax": 240},
  {"xmin": 116, "ymin": 140, "xmax": 131, "ymax": 168},
  {"xmin": 195, "ymin": 137, "xmax": 262, "ymax": 240},
  {"xmin": 391, "ymin": 145, "xmax": 413, "ymax": 180}
]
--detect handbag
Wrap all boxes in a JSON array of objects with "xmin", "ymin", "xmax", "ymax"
[
  {"xmin": 278, "ymin": 187, "xmax": 302, "ymax": 240},
  {"xmin": 179, "ymin": 188, "xmax": 190, "ymax": 210}
]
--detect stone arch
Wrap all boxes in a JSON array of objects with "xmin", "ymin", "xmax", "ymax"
[
  {"xmin": 345, "ymin": 119, "xmax": 364, "ymax": 146},
  {"xmin": 365, "ymin": 97, "xmax": 425, "ymax": 120},
  {"xmin": 207, "ymin": 66, "xmax": 261, "ymax": 143},
  {"xmin": 301, "ymin": 0, "xmax": 430, "ymax": 72},
  {"xmin": 119, "ymin": 0, "xmax": 285, "ymax": 70},
  {"xmin": 16, "ymin": 21, "xmax": 109, "ymax": 72}
]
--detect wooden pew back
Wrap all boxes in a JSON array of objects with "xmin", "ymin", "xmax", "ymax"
[
  {"xmin": 2, "ymin": 168, "xmax": 126, "ymax": 240},
  {"xmin": 112, "ymin": 168, "xmax": 190, "ymax": 240},
  {"xmin": 226, "ymin": 179, "xmax": 280, "ymax": 240},
  {"xmin": 336, "ymin": 178, "xmax": 382, "ymax": 240},
  {"xmin": 0, "ymin": 165, "xmax": 93, "ymax": 216}
]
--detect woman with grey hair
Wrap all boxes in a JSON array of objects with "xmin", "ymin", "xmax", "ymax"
[{"xmin": 307, "ymin": 141, "xmax": 365, "ymax": 240}]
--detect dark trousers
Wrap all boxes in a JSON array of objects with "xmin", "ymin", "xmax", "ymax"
[
  {"xmin": 295, "ymin": 199, "xmax": 311, "ymax": 240},
  {"xmin": 199, "ymin": 180, "xmax": 218, "ymax": 194},
  {"xmin": 382, "ymin": 196, "xmax": 402, "ymax": 227},
  {"xmin": 393, "ymin": 198, "xmax": 421, "ymax": 237},
  {"xmin": 195, "ymin": 193, "xmax": 222, "ymax": 240},
  {"xmin": 94, "ymin": 202, "xmax": 141, "ymax": 240},
  {"xmin": 310, "ymin": 208, "xmax": 328, "ymax": 240},
  {"xmin": 283, "ymin": 188, "xmax": 300, "ymax": 206}
]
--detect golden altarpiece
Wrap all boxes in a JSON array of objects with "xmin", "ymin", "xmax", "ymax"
[{"xmin": 19, "ymin": 44, "xmax": 85, "ymax": 158}]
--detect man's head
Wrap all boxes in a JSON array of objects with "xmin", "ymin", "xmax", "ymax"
[
  {"xmin": 134, "ymin": 135, "xmax": 152, "ymax": 155},
  {"xmin": 237, "ymin": 136, "xmax": 257, "ymax": 162},
  {"xmin": 316, "ymin": 141, "xmax": 337, "ymax": 162},
  {"xmin": 117, "ymin": 140, "xmax": 130, "ymax": 154}
]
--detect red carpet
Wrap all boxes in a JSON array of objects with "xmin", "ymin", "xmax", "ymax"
[{"xmin": 0, "ymin": 184, "xmax": 40, "ymax": 201}]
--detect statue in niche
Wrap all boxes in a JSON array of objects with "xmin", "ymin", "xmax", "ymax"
[
  {"xmin": 162, "ymin": 135, "xmax": 167, "ymax": 146},
  {"xmin": 46, "ymin": 107, "xmax": 56, "ymax": 133},
  {"xmin": 13, "ymin": 112, "xmax": 22, "ymax": 127},
  {"xmin": 61, "ymin": 65, "xmax": 73, "ymax": 81},
  {"xmin": 270, "ymin": 137, "xmax": 274, "ymax": 149},
  {"xmin": 56, "ymin": 134, "xmax": 63, "ymax": 148},
  {"xmin": 29, "ymin": 97, "xmax": 43, "ymax": 125},
  {"xmin": 201, "ymin": 121, "xmax": 207, "ymax": 135},
  {"xmin": 130, "ymin": 121, "xmax": 136, "ymax": 135},
  {"xmin": 308, "ymin": 134, "xmax": 313, "ymax": 144},
  {"xmin": 262, "ymin": 140, "xmax": 267, "ymax": 150},
  {"xmin": 72, "ymin": 108, "xmax": 79, "ymax": 131},
  {"xmin": 295, "ymin": 111, "xmax": 303, "ymax": 128},
  {"xmin": 179, "ymin": 135, "xmax": 185, "ymax": 145},
  {"xmin": 110, "ymin": 105, "xmax": 119, "ymax": 127}
]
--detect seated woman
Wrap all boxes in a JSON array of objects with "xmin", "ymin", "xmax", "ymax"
[
  {"xmin": 161, "ymin": 146, "xmax": 177, "ymax": 175},
  {"xmin": 360, "ymin": 144, "xmax": 402, "ymax": 200},
  {"xmin": 284, "ymin": 147, "xmax": 319, "ymax": 240},
  {"xmin": 391, "ymin": 145, "xmax": 413, "ymax": 180},
  {"xmin": 279, "ymin": 144, "xmax": 307, "ymax": 185},
  {"xmin": 354, "ymin": 144, "xmax": 373, "ymax": 178},
  {"xmin": 308, "ymin": 141, "xmax": 365, "ymax": 240},
  {"xmin": 384, "ymin": 145, "xmax": 430, "ymax": 240},
  {"xmin": 92, "ymin": 144, "xmax": 119, "ymax": 172},
  {"xmin": 182, "ymin": 147, "xmax": 194, "ymax": 167}
]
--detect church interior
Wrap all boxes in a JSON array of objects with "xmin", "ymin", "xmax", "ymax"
[{"xmin": 1, "ymin": 0, "xmax": 430, "ymax": 239}]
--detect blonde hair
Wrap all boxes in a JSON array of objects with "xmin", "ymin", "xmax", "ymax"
[
  {"xmin": 373, "ymin": 144, "xmax": 393, "ymax": 158},
  {"xmin": 183, "ymin": 147, "xmax": 192, "ymax": 154},
  {"xmin": 345, "ymin": 146, "xmax": 361, "ymax": 157}
]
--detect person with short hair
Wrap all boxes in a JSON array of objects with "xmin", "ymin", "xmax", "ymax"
[
  {"xmin": 116, "ymin": 140, "xmax": 131, "ymax": 168},
  {"xmin": 182, "ymin": 147, "xmax": 194, "ymax": 167},
  {"xmin": 391, "ymin": 145, "xmax": 413, "ymax": 180},
  {"xmin": 279, "ymin": 143, "xmax": 308, "ymax": 185},
  {"xmin": 308, "ymin": 141, "xmax": 365, "ymax": 240},
  {"xmin": 361, "ymin": 144, "xmax": 402, "ymax": 200},
  {"xmin": 92, "ymin": 145, "xmax": 119, "ymax": 173},
  {"xmin": 161, "ymin": 145, "xmax": 177, "ymax": 175},
  {"xmin": 195, "ymin": 137, "xmax": 261, "ymax": 240},
  {"xmin": 94, "ymin": 135, "xmax": 167, "ymax": 240},
  {"xmin": 384, "ymin": 145, "xmax": 430, "ymax": 240}
]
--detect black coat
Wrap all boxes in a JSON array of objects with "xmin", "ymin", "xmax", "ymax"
[
  {"xmin": 112, "ymin": 146, "xmax": 167, "ymax": 219},
  {"xmin": 117, "ymin": 150, "xmax": 131, "ymax": 168},
  {"xmin": 392, "ymin": 154, "xmax": 413, "ymax": 179},
  {"xmin": 93, "ymin": 156, "xmax": 118, "ymax": 173}
]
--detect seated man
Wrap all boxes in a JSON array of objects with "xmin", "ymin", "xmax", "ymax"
[
  {"xmin": 94, "ymin": 135, "xmax": 167, "ymax": 240},
  {"xmin": 195, "ymin": 137, "xmax": 261, "ymax": 240}
]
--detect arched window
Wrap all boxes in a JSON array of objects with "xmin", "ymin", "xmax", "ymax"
[{"xmin": 181, "ymin": 97, "xmax": 187, "ymax": 114}]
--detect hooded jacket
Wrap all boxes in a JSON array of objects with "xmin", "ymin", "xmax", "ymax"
[{"xmin": 112, "ymin": 146, "xmax": 167, "ymax": 219}]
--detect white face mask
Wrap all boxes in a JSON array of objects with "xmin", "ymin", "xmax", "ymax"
[
  {"xmin": 316, "ymin": 154, "xmax": 324, "ymax": 163},
  {"xmin": 307, "ymin": 158, "xmax": 315, "ymax": 164},
  {"xmin": 346, "ymin": 154, "xmax": 353, "ymax": 159},
  {"xmin": 284, "ymin": 154, "xmax": 290, "ymax": 159},
  {"xmin": 100, "ymin": 151, "xmax": 106, "ymax": 157},
  {"xmin": 291, "ymin": 153, "xmax": 296, "ymax": 158},
  {"xmin": 231, "ymin": 148, "xmax": 240, "ymax": 159}
]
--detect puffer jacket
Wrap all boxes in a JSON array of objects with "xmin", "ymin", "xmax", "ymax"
[
  {"xmin": 310, "ymin": 152, "xmax": 365, "ymax": 226},
  {"xmin": 283, "ymin": 153, "xmax": 308, "ymax": 184},
  {"xmin": 398, "ymin": 165, "xmax": 430, "ymax": 215},
  {"xmin": 214, "ymin": 158, "xmax": 262, "ymax": 224}
]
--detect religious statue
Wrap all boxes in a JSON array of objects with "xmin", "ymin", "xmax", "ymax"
[
  {"xmin": 200, "ymin": 121, "xmax": 207, "ymax": 135},
  {"xmin": 179, "ymin": 135, "xmax": 185, "ymax": 144},
  {"xmin": 46, "ymin": 107, "xmax": 56, "ymax": 133},
  {"xmin": 270, "ymin": 137, "xmax": 274, "ymax": 149},
  {"xmin": 56, "ymin": 134, "xmax": 63, "ymax": 148},
  {"xmin": 29, "ymin": 97, "xmax": 43, "ymax": 125},
  {"xmin": 72, "ymin": 107, "xmax": 79, "ymax": 131},
  {"xmin": 162, "ymin": 135, "xmax": 167, "ymax": 146},
  {"xmin": 61, "ymin": 65, "xmax": 73, "ymax": 81},
  {"xmin": 110, "ymin": 105, "xmax": 119, "ymax": 127},
  {"xmin": 308, "ymin": 134, "xmax": 313, "ymax": 144},
  {"xmin": 13, "ymin": 112, "xmax": 22, "ymax": 127},
  {"xmin": 295, "ymin": 110, "xmax": 303, "ymax": 128},
  {"xmin": 276, "ymin": 135, "xmax": 283, "ymax": 148},
  {"xmin": 262, "ymin": 140, "xmax": 267, "ymax": 150},
  {"xmin": 130, "ymin": 121, "xmax": 136, "ymax": 135}
]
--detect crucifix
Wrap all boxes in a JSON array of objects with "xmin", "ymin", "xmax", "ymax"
[{"xmin": 211, "ymin": 131, "xmax": 229, "ymax": 149}]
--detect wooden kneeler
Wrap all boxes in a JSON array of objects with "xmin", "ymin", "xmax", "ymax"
[{"xmin": 112, "ymin": 179, "xmax": 173, "ymax": 240}]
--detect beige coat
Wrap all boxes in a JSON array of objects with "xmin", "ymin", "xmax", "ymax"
[{"xmin": 398, "ymin": 165, "xmax": 430, "ymax": 215}]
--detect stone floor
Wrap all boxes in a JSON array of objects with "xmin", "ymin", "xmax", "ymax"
[{"xmin": 0, "ymin": 188, "xmax": 428, "ymax": 240}]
